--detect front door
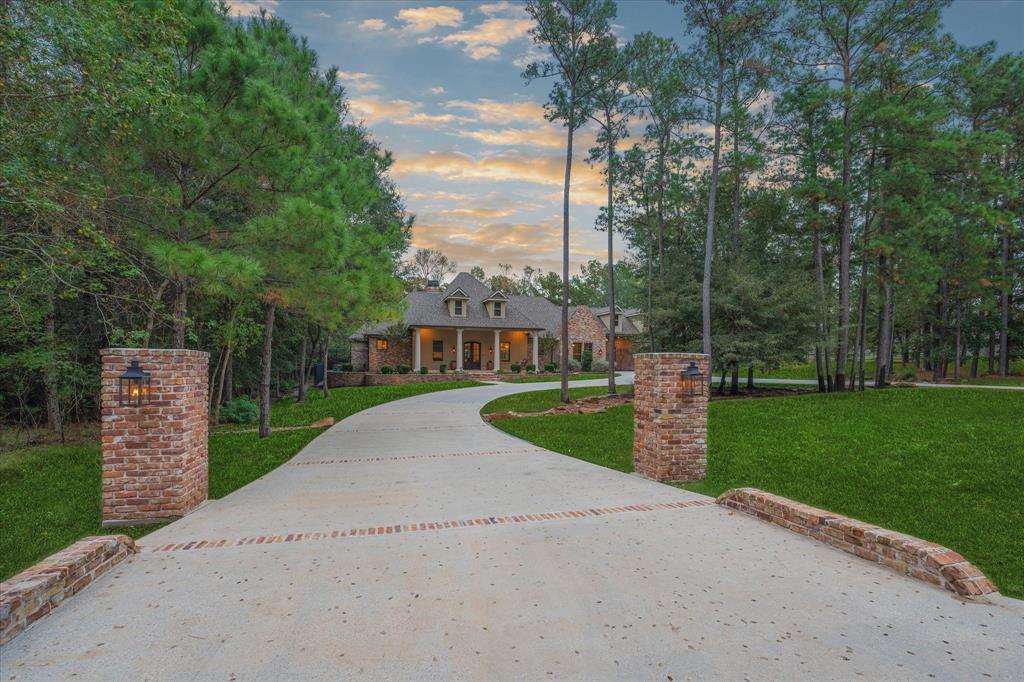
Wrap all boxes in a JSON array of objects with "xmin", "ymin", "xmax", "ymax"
[{"xmin": 463, "ymin": 341, "xmax": 481, "ymax": 370}]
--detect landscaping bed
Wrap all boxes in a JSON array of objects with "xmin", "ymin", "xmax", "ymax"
[
  {"xmin": 0, "ymin": 380, "xmax": 483, "ymax": 580},
  {"xmin": 485, "ymin": 387, "xmax": 1024, "ymax": 598}
]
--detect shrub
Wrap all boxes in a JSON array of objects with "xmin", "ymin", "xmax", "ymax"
[
  {"xmin": 510, "ymin": 363, "xmax": 521, "ymax": 373},
  {"xmin": 420, "ymin": 366, "xmax": 428, "ymax": 374},
  {"xmin": 338, "ymin": 362, "xmax": 354, "ymax": 372},
  {"xmin": 526, "ymin": 363, "xmax": 536, "ymax": 372},
  {"xmin": 544, "ymin": 363, "xmax": 556, "ymax": 373},
  {"xmin": 581, "ymin": 350, "xmax": 593, "ymax": 371},
  {"xmin": 220, "ymin": 397, "xmax": 258, "ymax": 424},
  {"xmin": 568, "ymin": 359, "xmax": 582, "ymax": 371},
  {"xmin": 439, "ymin": 364, "xmax": 446, "ymax": 374},
  {"xmin": 496, "ymin": 368, "xmax": 504, "ymax": 374},
  {"xmin": 592, "ymin": 359, "xmax": 609, "ymax": 372},
  {"xmin": 397, "ymin": 364, "xmax": 410, "ymax": 374},
  {"xmin": 380, "ymin": 365, "xmax": 394, "ymax": 374}
]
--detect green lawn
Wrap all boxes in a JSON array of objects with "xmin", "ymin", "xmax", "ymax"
[
  {"xmin": 488, "ymin": 388, "xmax": 1024, "ymax": 599},
  {"xmin": 0, "ymin": 380, "xmax": 482, "ymax": 581},
  {"xmin": 482, "ymin": 384, "xmax": 632, "ymax": 413},
  {"xmin": 757, "ymin": 358, "xmax": 1024, "ymax": 386}
]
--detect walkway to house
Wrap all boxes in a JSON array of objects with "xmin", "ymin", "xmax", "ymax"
[{"xmin": 3, "ymin": 377, "xmax": 1022, "ymax": 680}]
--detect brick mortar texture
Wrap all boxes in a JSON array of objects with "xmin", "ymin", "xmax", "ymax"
[
  {"xmin": 717, "ymin": 488, "xmax": 998, "ymax": 598},
  {"xmin": 632, "ymin": 353, "xmax": 709, "ymax": 482},
  {"xmin": 565, "ymin": 306, "xmax": 608, "ymax": 362},
  {"xmin": 100, "ymin": 348, "xmax": 208, "ymax": 524},
  {"xmin": 0, "ymin": 535, "xmax": 137, "ymax": 645}
]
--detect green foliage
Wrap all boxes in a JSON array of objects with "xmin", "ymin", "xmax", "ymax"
[
  {"xmin": 219, "ymin": 397, "xmax": 258, "ymax": 424},
  {"xmin": 568, "ymin": 359, "xmax": 582, "ymax": 371},
  {"xmin": 593, "ymin": 359, "xmax": 609, "ymax": 372},
  {"xmin": 380, "ymin": 365, "xmax": 393, "ymax": 375},
  {"xmin": 544, "ymin": 363, "xmax": 557, "ymax": 373},
  {"xmin": 581, "ymin": 349, "xmax": 593, "ymax": 371},
  {"xmin": 396, "ymin": 364, "xmax": 410, "ymax": 374},
  {"xmin": 510, "ymin": 363, "xmax": 521, "ymax": 373},
  {"xmin": 420, "ymin": 366, "xmax": 428, "ymax": 374}
]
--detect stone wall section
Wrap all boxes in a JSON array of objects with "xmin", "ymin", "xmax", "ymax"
[
  {"xmin": 565, "ymin": 306, "xmax": 608, "ymax": 362},
  {"xmin": 0, "ymin": 536, "xmax": 137, "ymax": 645},
  {"xmin": 350, "ymin": 341, "xmax": 369, "ymax": 371},
  {"xmin": 632, "ymin": 353, "xmax": 709, "ymax": 482},
  {"xmin": 100, "ymin": 348, "xmax": 208, "ymax": 525},
  {"xmin": 367, "ymin": 335, "xmax": 412, "ymax": 371},
  {"xmin": 717, "ymin": 488, "xmax": 998, "ymax": 598}
]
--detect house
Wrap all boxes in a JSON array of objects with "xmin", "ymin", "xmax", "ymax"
[{"xmin": 350, "ymin": 272, "xmax": 644, "ymax": 373}]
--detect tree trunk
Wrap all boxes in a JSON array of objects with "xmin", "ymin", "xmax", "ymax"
[
  {"xmin": 258, "ymin": 301, "xmax": 276, "ymax": 439},
  {"xmin": 172, "ymin": 277, "xmax": 188, "ymax": 348},
  {"xmin": 813, "ymin": 223, "xmax": 832, "ymax": 392},
  {"xmin": 297, "ymin": 332, "xmax": 308, "ymax": 403},
  {"xmin": 987, "ymin": 332, "xmax": 995, "ymax": 373},
  {"xmin": 836, "ymin": 64, "xmax": 853, "ymax": 391},
  {"xmin": 746, "ymin": 365, "xmax": 754, "ymax": 390},
  {"xmin": 702, "ymin": 60, "xmax": 725, "ymax": 390},
  {"xmin": 224, "ymin": 355, "xmax": 233, "ymax": 402},
  {"xmin": 814, "ymin": 345, "xmax": 825, "ymax": 393},
  {"xmin": 606, "ymin": 126, "xmax": 617, "ymax": 396},
  {"xmin": 999, "ymin": 231, "xmax": 1010, "ymax": 376},
  {"xmin": 954, "ymin": 307, "xmax": 962, "ymax": 381},
  {"xmin": 559, "ymin": 110, "xmax": 574, "ymax": 404},
  {"xmin": 142, "ymin": 279, "xmax": 169, "ymax": 349},
  {"xmin": 43, "ymin": 302, "xmax": 63, "ymax": 439},
  {"xmin": 729, "ymin": 362, "xmax": 739, "ymax": 396},
  {"xmin": 851, "ymin": 257, "xmax": 867, "ymax": 391},
  {"xmin": 322, "ymin": 331, "xmax": 330, "ymax": 398},
  {"xmin": 876, "ymin": 256, "xmax": 893, "ymax": 388},
  {"xmin": 213, "ymin": 347, "xmax": 231, "ymax": 425},
  {"xmin": 970, "ymin": 343, "xmax": 980, "ymax": 378}
]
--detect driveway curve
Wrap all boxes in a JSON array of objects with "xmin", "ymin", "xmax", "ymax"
[{"xmin": 3, "ymin": 377, "xmax": 1022, "ymax": 680}]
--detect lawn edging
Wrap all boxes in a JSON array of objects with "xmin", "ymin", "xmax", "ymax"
[
  {"xmin": 717, "ymin": 488, "xmax": 998, "ymax": 599},
  {"xmin": 0, "ymin": 535, "xmax": 137, "ymax": 645}
]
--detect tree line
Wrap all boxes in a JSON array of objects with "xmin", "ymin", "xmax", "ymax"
[
  {"xmin": 1, "ymin": 0, "xmax": 410, "ymax": 437},
  {"xmin": 524, "ymin": 0, "xmax": 1021, "ymax": 395}
]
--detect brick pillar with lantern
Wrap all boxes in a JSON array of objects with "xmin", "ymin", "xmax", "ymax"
[
  {"xmin": 100, "ymin": 348, "xmax": 209, "ymax": 526},
  {"xmin": 632, "ymin": 352, "xmax": 710, "ymax": 482}
]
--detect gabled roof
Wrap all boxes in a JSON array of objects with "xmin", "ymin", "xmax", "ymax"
[
  {"xmin": 442, "ymin": 287, "xmax": 469, "ymax": 301},
  {"xmin": 482, "ymin": 290, "xmax": 509, "ymax": 302}
]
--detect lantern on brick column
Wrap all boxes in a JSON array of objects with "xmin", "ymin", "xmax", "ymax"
[
  {"xmin": 680, "ymin": 361, "xmax": 704, "ymax": 397},
  {"xmin": 118, "ymin": 360, "xmax": 151, "ymax": 407}
]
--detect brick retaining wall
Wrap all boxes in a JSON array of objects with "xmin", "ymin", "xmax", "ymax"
[
  {"xmin": 0, "ymin": 536, "xmax": 137, "ymax": 645},
  {"xmin": 327, "ymin": 371, "xmax": 367, "ymax": 387},
  {"xmin": 717, "ymin": 488, "xmax": 998, "ymax": 598}
]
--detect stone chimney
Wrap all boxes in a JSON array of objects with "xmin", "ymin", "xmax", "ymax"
[{"xmin": 424, "ymin": 279, "xmax": 440, "ymax": 292}]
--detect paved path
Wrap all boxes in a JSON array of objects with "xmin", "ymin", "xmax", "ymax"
[
  {"xmin": 754, "ymin": 377, "xmax": 1024, "ymax": 390},
  {"xmin": 3, "ymin": 378, "xmax": 1023, "ymax": 680}
]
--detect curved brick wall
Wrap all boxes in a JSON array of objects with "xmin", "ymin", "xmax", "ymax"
[
  {"xmin": 0, "ymin": 536, "xmax": 137, "ymax": 645},
  {"xmin": 717, "ymin": 488, "xmax": 998, "ymax": 598}
]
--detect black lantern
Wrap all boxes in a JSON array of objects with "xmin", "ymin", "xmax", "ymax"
[
  {"xmin": 118, "ymin": 360, "xmax": 151, "ymax": 407},
  {"xmin": 680, "ymin": 361, "xmax": 704, "ymax": 396}
]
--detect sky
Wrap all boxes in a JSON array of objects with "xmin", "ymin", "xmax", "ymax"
[{"xmin": 225, "ymin": 0, "xmax": 1024, "ymax": 278}]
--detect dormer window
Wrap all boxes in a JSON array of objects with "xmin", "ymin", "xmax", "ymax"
[
  {"xmin": 493, "ymin": 301, "xmax": 503, "ymax": 317},
  {"xmin": 454, "ymin": 300, "xmax": 464, "ymax": 316},
  {"xmin": 483, "ymin": 291, "xmax": 508, "ymax": 318}
]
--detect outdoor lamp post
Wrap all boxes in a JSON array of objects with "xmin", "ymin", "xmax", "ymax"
[
  {"xmin": 680, "ymin": 360, "xmax": 704, "ymax": 397},
  {"xmin": 118, "ymin": 360, "xmax": 151, "ymax": 407}
]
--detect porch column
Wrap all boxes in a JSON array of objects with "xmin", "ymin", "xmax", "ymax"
[
  {"xmin": 456, "ymin": 328, "xmax": 463, "ymax": 370},
  {"xmin": 532, "ymin": 333, "xmax": 539, "ymax": 368},
  {"xmin": 413, "ymin": 327, "xmax": 421, "ymax": 370},
  {"xmin": 494, "ymin": 330, "xmax": 501, "ymax": 372}
]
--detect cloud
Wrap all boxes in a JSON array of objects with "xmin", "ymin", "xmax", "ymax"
[
  {"xmin": 478, "ymin": 1, "xmax": 523, "ymax": 16},
  {"xmin": 456, "ymin": 126, "xmax": 566, "ymax": 149},
  {"xmin": 440, "ymin": 17, "xmax": 533, "ymax": 59},
  {"xmin": 393, "ymin": 151, "xmax": 606, "ymax": 206},
  {"xmin": 402, "ymin": 112, "xmax": 459, "ymax": 127},
  {"xmin": 397, "ymin": 5, "xmax": 464, "ymax": 33},
  {"xmin": 224, "ymin": 0, "xmax": 279, "ymax": 16},
  {"xmin": 337, "ymin": 71, "xmax": 381, "ymax": 92},
  {"xmin": 359, "ymin": 18, "xmax": 387, "ymax": 31},
  {"xmin": 428, "ymin": 86, "xmax": 447, "ymax": 95},
  {"xmin": 445, "ymin": 98, "xmax": 546, "ymax": 125},
  {"xmin": 348, "ymin": 97, "xmax": 419, "ymax": 125}
]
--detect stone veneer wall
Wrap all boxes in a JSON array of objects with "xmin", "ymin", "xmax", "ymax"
[
  {"xmin": 0, "ymin": 536, "xmax": 137, "ymax": 645},
  {"xmin": 717, "ymin": 488, "xmax": 998, "ymax": 598},
  {"xmin": 632, "ymin": 353, "xmax": 709, "ymax": 482},
  {"xmin": 565, "ymin": 306, "xmax": 608, "ymax": 362},
  {"xmin": 350, "ymin": 341, "xmax": 369, "ymax": 371},
  {"xmin": 100, "ymin": 348, "xmax": 208, "ymax": 525},
  {"xmin": 367, "ymin": 335, "xmax": 412, "ymax": 371}
]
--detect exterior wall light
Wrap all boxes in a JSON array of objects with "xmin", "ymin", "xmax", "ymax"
[
  {"xmin": 680, "ymin": 360, "xmax": 704, "ymax": 397},
  {"xmin": 118, "ymin": 360, "xmax": 151, "ymax": 407}
]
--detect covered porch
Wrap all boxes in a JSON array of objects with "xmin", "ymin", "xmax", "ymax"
[{"xmin": 413, "ymin": 327, "xmax": 540, "ymax": 372}]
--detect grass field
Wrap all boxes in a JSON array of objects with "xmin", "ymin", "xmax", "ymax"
[
  {"xmin": 487, "ymin": 387, "xmax": 1024, "ymax": 599},
  {"xmin": 0, "ymin": 381, "xmax": 482, "ymax": 580},
  {"xmin": 756, "ymin": 358, "xmax": 1024, "ymax": 385},
  {"xmin": 498, "ymin": 372, "xmax": 616, "ymax": 384}
]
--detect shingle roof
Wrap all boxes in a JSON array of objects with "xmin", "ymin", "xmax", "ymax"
[{"xmin": 591, "ymin": 306, "xmax": 643, "ymax": 336}]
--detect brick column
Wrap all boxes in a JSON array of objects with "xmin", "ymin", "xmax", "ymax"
[
  {"xmin": 100, "ymin": 348, "xmax": 209, "ymax": 526},
  {"xmin": 633, "ymin": 352, "xmax": 709, "ymax": 482}
]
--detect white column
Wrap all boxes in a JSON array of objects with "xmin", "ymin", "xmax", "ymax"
[
  {"xmin": 413, "ymin": 328, "xmax": 421, "ymax": 371},
  {"xmin": 456, "ymin": 328, "xmax": 463, "ymax": 370},
  {"xmin": 532, "ymin": 333, "xmax": 539, "ymax": 369},
  {"xmin": 494, "ymin": 330, "xmax": 501, "ymax": 372}
]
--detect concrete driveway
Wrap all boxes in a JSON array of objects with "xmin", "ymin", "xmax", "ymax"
[{"xmin": 3, "ymin": 377, "xmax": 1022, "ymax": 680}]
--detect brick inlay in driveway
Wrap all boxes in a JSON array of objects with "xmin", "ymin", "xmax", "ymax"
[
  {"xmin": 143, "ymin": 499, "xmax": 715, "ymax": 553},
  {"xmin": 289, "ymin": 448, "xmax": 544, "ymax": 466}
]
